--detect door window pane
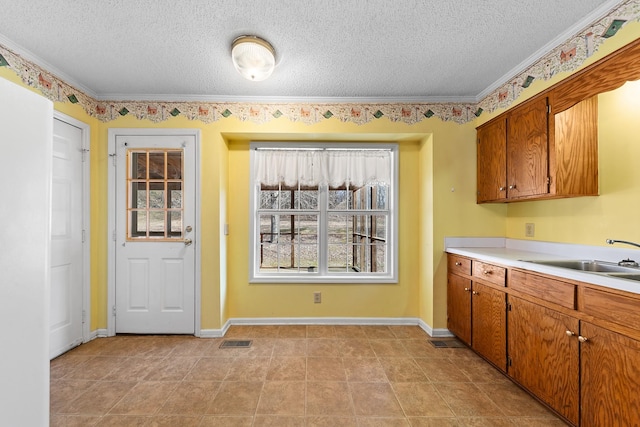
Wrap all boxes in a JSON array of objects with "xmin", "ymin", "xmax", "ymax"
[{"xmin": 127, "ymin": 149, "xmax": 184, "ymax": 240}]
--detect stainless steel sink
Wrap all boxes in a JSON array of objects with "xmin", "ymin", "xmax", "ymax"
[{"xmin": 524, "ymin": 259, "xmax": 640, "ymax": 273}]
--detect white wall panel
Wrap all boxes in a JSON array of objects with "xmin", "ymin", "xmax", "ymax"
[{"xmin": 0, "ymin": 78, "xmax": 52, "ymax": 427}]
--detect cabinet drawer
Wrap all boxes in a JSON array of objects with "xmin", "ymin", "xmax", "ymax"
[
  {"xmin": 582, "ymin": 287, "xmax": 640, "ymax": 330},
  {"xmin": 472, "ymin": 261, "xmax": 506, "ymax": 286},
  {"xmin": 448, "ymin": 254, "xmax": 471, "ymax": 276},
  {"xmin": 509, "ymin": 270, "xmax": 576, "ymax": 309}
]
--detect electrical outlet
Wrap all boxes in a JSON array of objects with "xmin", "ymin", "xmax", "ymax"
[
  {"xmin": 525, "ymin": 223, "xmax": 535, "ymax": 237},
  {"xmin": 313, "ymin": 292, "xmax": 322, "ymax": 304}
]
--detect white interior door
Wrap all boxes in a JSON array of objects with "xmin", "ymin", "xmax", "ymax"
[
  {"xmin": 50, "ymin": 118, "xmax": 85, "ymax": 359},
  {"xmin": 115, "ymin": 134, "xmax": 195, "ymax": 334}
]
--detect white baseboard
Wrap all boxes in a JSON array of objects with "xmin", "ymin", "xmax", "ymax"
[
  {"xmin": 90, "ymin": 320, "xmax": 453, "ymax": 340},
  {"xmin": 417, "ymin": 319, "xmax": 454, "ymax": 338},
  {"xmin": 198, "ymin": 317, "xmax": 453, "ymax": 338},
  {"xmin": 87, "ymin": 329, "xmax": 109, "ymax": 341}
]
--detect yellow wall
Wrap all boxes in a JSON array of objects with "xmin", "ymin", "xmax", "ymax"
[
  {"xmin": 494, "ymin": 24, "xmax": 640, "ymax": 248},
  {"xmin": 505, "ymin": 79, "xmax": 640, "ymax": 245},
  {"xmin": 2, "ymin": 21, "xmax": 640, "ymax": 332},
  {"xmin": 83, "ymin": 116, "xmax": 501, "ymax": 331}
]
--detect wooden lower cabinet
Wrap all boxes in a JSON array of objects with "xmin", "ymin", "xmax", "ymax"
[
  {"xmin": 508, "ymin": 296, "xmax": 579, "ymax": 425},
  {"xmin": 580, "ymin": 322, "xmax": 640, "ymax": 427},
  {"xmin": 447, "ymin": 273, "xmax": 471, "ymax": 345},
  {"xmin": 448, "ymin": 255, "xmax": 640, "ymax": 426},
  {"xmin": 471, "ymin": 282, "xmax": 506, "ymax": 371},
  {"xmin": 447, "ymin": 273, "xmax": 506, "ymax": 370}
]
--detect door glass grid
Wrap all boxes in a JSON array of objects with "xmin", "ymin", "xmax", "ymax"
[{"xmin": 127, "ymin": 149, "xmax": 183, "ymax": 240}]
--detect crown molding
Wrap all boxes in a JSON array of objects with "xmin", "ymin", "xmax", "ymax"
[
  {"xmin": 477, "ymin": 0, "xmax": 625, "ymax": 101},
  {"xmin": 0, "ymin": 32, "xmax": 97, "ymax": 99}
]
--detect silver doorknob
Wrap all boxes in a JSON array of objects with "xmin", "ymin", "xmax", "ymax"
[
  {"xmin": 184, "ymin": 238, "xmax": 193, "ymax": 246},
  {"xmin": 185, "ymin": 226, "xmax": 193, "ymax": 232}
]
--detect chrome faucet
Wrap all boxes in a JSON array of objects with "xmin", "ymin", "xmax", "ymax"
[
  {"xmin": 606, "ymin": 239, "xmax": 640, "ymax": 267},
  {"xmin": 606, "ymin": 239, "xmax": 640, "ymax": 249}
]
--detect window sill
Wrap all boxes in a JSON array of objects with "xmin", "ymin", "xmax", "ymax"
[{"xmin": 249, "ymin": 275, "xmax": 398, "ymax": 284}]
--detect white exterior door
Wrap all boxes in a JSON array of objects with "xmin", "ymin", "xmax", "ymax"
[
  {"xmin": 114, "ymin": 134, "xmax": 196, "ymax": 334},
  {"xmin": 50, "ymin": 118, "xmax": 85, "ymax": 359}
]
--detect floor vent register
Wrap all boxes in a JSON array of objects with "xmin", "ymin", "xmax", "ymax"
[
  {"xmin": 219, "ymin": 340, "xmax": 253, "ymax": 348},
  {"xmin": 429, "ymin": 339, "xmax": 465, "ymax": 349}
]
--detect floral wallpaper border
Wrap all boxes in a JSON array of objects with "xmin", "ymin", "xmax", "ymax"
[{"xmin": 0, "ymin": 0, "xmax": 639, "ymax": 126}]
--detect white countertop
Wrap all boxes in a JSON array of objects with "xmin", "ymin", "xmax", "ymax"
[{"xmin": 445, "ymin": 237, "xmax": 640, "ymax": 295}]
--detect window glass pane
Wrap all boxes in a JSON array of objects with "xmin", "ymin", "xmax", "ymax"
[
  {"xmin": 259, "ymin": 214, "xmax": 277, "ymax": 243},
  {"xmin": 277, "ymin": 243, "xmax": 293, "ymax": 269},
  {"xmin": 149, "ymin": 211, "xmax": 165, "ymax": 236},
  {"xmin": 132, "ymin": 152, "xmax": 147, "ymax": 179},
  {"xmin": 298, "ymin": 215, "xmax": 317, "ymax": 236},
  {"xmin": 169, "ymin": 210, "xmax": 182, "ymax": 237},
  {"xmin": 374, "ymin": 185, "xmax": 388, "ymax": 209},
  {"xmin": 166, "ymin": 151, "xmax": 182, "ymax": 179},
  {"xmin": 297, "ymin": 190, "xmax": 318, "ymax": 210},
  {"xmin": 277, "ymin": 215, "xmax": 292, "ymax": 236},
  {"xmin": 328, "ymin": 189, "xmax": 350, "ymax": 209},
  {"xmin": 130, "ymin": 210, "xmax": 147, "ymax": 237},
  {"xmin": 294, "ymin": 245, "xmax": 318, "ymax": 269},
  {"xmin": 260, "ymin": 190, "xmax": 279, "ymax": 210},
  {"xmin": 328, "ymin": 244, "xmax": 351, "ymax": 271},
  {"xmin": 374, "ymin": 243, "xmax": 386, "ymax": 272},
  {"xmin": 149, "ymin": 182, "xmax": 165, "ymax": 209},
  {"xmin": 149, "ymin": 152, "xmax": 165, "ymax": 179},
  {"xmin": 132, "ymin": 182, "xmax": 147, "ymax": 208},
  {"xmin": 373, "ymin": 215, "xmax": 387, "ymax": 240},
  {"xmin": 327, "ymin": 214, "xmax": 353, "ymax": 243},
  {"xmin": 167, "ymin": 181, "xmax": 182, "ymax": 208},
  {"xmin": 260, "ymin": 243, "xmax": 278, "ymax": 269},
  {"xmin": 279, "ymin": 190, "xmax": 292, "ymax": 209}
]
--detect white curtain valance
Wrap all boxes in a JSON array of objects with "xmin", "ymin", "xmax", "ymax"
[{"xmin": 255, "ymin": 149, "xmax": 391, "ymax": 188}]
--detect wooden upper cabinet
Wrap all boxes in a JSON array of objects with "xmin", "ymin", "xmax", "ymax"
[
  {"xmin": 476, "ymin": 96, "xmax": 550, "ymax": 203},
  {"xmin": 551, "ymin": 96, "xmax": 598, "ymax": 197},
  {"xmin": 507, "ymin": 97, "xmax": 550, "ymax": 200},
  {"xmin": 476, "ymin": 94, "xmax": 598, "ymax": 203},
  {"xmin": 477, "ymin": 117, "xmax": 507, "ymax": 202},
  {"xmin": 471, "ymin": 37, "xmax": 640, "ymax": 203}
]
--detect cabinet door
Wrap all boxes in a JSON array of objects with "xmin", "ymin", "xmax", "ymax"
[
  {"xmin": 508, "ymin": 296, "xmax": 579, "ymax": 425},
  {"xmin": 471, "ymin": 282, "xmax": 506, "ymax": 370},
  {"xmin": 476, "ymin": 118, "xmax": 507, "ymax": 203},
  {"xmin": 580, "ymin": 322, "xmax": 640, "ymax": 427},
  {"xmin": 447, "ymin": 274, "xmax": 471, "ymax": 345},
  {"xmin": 507, "ymin": 97, "xmax": 549, "ymax": 199}
]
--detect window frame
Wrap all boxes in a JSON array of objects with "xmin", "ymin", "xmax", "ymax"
[{"xmin": 249, "ymin": 141, "xmax": 398, "ymax": 284}]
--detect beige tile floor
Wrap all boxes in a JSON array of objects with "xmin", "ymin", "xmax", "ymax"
[{"xmin": 50, "ymin": 325, "xmax": 567, "ymax": 427}]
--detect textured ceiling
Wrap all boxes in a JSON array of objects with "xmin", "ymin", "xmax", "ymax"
[{"xmin": 0, "ymin": 0, "xmax": 622, "ymax": 101}]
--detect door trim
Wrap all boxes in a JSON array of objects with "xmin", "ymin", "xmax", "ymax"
[
  {"xmin": 53, "ymin": 111, "xmax": 91, "ymax": 345},
  {"xmin": 107, "ymin": 128, "xmax": 202, "ymax": 337}
]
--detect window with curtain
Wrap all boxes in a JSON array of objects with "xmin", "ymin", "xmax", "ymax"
[{"xmin": 249, "ymin": 142, "xmax": 398, "ymax": 283}]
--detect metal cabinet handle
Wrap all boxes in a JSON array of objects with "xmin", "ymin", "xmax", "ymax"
[
  {"xmin": 499, "ymin": 186, "xmax": 506, "ymax": 191},
  {"xmin": 578, "ymin": 336, "xmax": 588, "ymax": 343},
  {"xmin": 483, "ymin": 270, "xmax": 492, "ymax": 275},
  {"xmin": 455, "ymin": 262, "xmax": 462, "ymax": 266},
  {"xmin": 464, "ymin": 287, "xmax": 470, "ymax": 292},
  {"xmin": 472, "ymin": 291, "xmax": 479, "ymax": 296},
  {"xmin": 184, "ymin": 238, "xmax": 193, "ymax": 246},
  {"xmin": 565, "ymin": 330, "xmax": 575, "ymax": 337},
  {"xmin": 509, "ymin": 184, "xmax": 516, "ymax": 189}
]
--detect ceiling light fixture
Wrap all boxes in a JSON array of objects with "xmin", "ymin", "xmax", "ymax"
[{"xmin": 231, "ymin": 35, "xmax": 276, "ymax": 82}]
